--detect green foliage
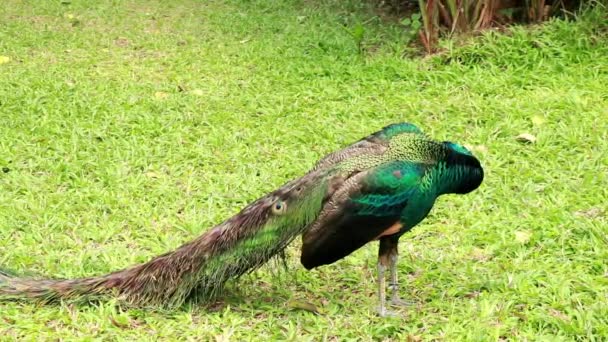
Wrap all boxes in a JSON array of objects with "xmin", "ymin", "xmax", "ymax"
[
  {"xmin": 0, "ymin": 0, "xmax": 607, "ymax": 340},
  {"xmin": 343, "ymin": 22, "xmax": 367, "ymax": 55},
  {"xmin": 414, "ymin": 0, "xmax": 585, "ymax": 52},
  {"xmin": 400, "ymin": 12, "xmax": 423, "ymax": 40}
]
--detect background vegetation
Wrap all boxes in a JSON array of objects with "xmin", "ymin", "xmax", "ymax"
[
  {"xmin": 1, "ymin": 0, "xmax": 606, "ymax": 340},
  {"xmin": 412, "ymin": 0, "xmax": 584, "ymax": 52}
]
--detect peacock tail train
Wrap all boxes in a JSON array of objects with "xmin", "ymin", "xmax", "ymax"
[{"xmin": 0, "ymin": 168, "xmax": 331, "ymax": 308}]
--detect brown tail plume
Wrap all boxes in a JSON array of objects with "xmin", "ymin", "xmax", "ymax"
[{"xmin": 0, "ymin": 169, "xmax": 329, "ymax": 307}]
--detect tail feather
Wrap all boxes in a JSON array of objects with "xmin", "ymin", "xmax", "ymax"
[
  {"xmin": 0, "ymin": 170, "xmax": 330, "ymax": 307},
  {"xmin": 0, "ymin": 274, "xmax": 109, "ymax": 303}
]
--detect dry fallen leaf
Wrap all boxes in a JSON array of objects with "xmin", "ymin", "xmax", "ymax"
[
  {"xmin": 516, "ymin": 133, "xmax": 537, "ymax": 144},
  {"xmin": 549, "ymin": 308, "xmax": 570, "ymax": 322},
  {"xmin": 574, "ymin": 207, "xmax": 603, "ymax": 219},
  {"xmin": 63, "ymin": 13, "xmax": 80, "ymax": 26},
  {"xmin": 114, "ymin": 37, "xmax": 130, "ymax": 47},
  {"xmin": 0, "ymin": 56, "xmax": 10, "ymax": 64},
  {"xmin": 469, "ymin": 247, "xmax": 490, "ymax": 262},
  {"xmin": 109, "ymin": 315, "xmax": 130, "ymax": 329},
  {"xmin": 286, "ymin": 300, "xmax": 322, "ymax": 314},
  {"xmin": 145, "ymin": 171, "xmax": 160, "ymax": 179},
  {"xmin": 190, "ymin": 89, "xmax": 204, "ymax": 96},
  {"xmin": 475, "ymin": 145, "xmax": 488, "ymax": 153},
  {"xmin": 154, "ymin": 91, "xmax": 168, "ymax": 99},
  {"xmin": 532, "ymin": 115, "xmax": 546, "ymax": 126},
  {"xmin": 464, "ymin": 144, "xmax": 488, "ymax": 154},
  {"xmin": 514, "ymin": 230, "xmax": 532, "ymax": 244}
]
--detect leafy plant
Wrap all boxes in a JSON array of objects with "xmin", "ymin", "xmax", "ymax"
[
  {"xmin": 414, "ymin": 0, "xmax": 584, "ymax": 53},
  {"xmin": 400, "ymin": 12, "xmax": 423, "ymax": 38},
  {"xmin": 345, "ymin": 22, "xmax": 367, "ymax": 54}
]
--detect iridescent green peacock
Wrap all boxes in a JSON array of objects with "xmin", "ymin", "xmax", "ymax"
[{"xmin": 0, "ymin": 123, "xmax": 484, "ymax": 317}]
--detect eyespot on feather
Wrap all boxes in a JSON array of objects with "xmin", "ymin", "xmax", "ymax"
[{"xmin": 272, "ymin": 200, "xmax": 287, "ymax": 215}]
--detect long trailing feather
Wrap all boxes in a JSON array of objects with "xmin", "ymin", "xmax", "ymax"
[{"xmin": 0, "ymin": 169, "xmax": 333, "ymax": 307}]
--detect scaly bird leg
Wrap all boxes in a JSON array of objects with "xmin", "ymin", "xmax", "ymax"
[
  {"xmin": 388, "ymin": 251, "xmax": 400, "ymax": 304},
  {"xmin": 377, "ymin": 260, "xmax": 388, "ymax": 317},
  {"xmin": 378, "ymin": 260, "xmax": 386, "ymax": 317},
  {"xmin": 377, "ymin": 237, "xmax": 399, "ymax": 317},
  {"xmin": 378, "ymin": 236, "xmax": 412, "ymax": 315},
  {"xmin": 388, "ymin": 251, "xmax": 412, "ymax": 307}
]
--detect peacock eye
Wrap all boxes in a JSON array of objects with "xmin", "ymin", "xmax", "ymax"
[{"xmin": 272, "ymin": 200, "xmax": 287, "ymax": 215}]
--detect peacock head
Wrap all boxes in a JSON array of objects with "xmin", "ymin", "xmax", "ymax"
[{"xmin": 440, "ymin": 141, "xmax": 484, "ymax": 195}]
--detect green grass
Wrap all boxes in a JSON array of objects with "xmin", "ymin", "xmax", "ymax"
[{"xmin": 1, "ymin": 0, "xmax": 607, "ymax": 340}]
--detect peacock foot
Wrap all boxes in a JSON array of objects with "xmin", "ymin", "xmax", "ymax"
[
  {"xmin": 389, "ymin": 297, "xmax": 415, "ymax": 307},
  {"xmin": 377, "ymin": 306, "xmax": 401, "ymax": 317}
]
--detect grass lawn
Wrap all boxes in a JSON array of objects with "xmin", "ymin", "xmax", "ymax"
[{"xmin": 1, "ymin": 0, "xmax": 607, "ymax": 340}]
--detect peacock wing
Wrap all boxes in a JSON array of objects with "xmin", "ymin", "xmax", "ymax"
[{"xmin": 300, "ymin": 160, "xmax": 426, "ymax": 269}]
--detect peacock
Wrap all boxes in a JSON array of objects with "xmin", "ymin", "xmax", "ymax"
[{"xmin": 0, "ymin": 123, "xmax": 483, "ymax": 316}]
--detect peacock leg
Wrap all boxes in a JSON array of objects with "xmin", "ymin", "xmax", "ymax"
[
  {"xmin": 377, "ymin": 237, "xmax": 398, "ymax": 317},
  {"xmin": 377, "ymin": 260, "xmax": 389, "ymax": 317},
  {"xmin": 388, "ymin": 250, "xmax": 413, "ymax": 307},
  {"xmin": 380, "ymin": 236, "xmax": 413, "ymax": 310},
  {"xmin": 388, "ymin": 251, "xmax": 400, "ymax": 304}
]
